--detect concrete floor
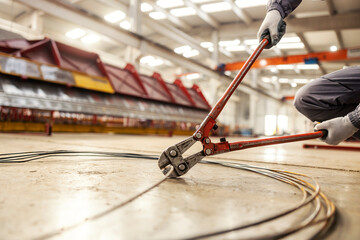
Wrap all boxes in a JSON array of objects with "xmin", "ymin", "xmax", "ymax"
[{"xmin": 0, "ymin": 133, "xmax": 359, "ymax": 240}]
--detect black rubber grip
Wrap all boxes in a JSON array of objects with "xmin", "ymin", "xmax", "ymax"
[{"xmin": 319, "ymin": 129, "xmax": 328, "ymax": 140}]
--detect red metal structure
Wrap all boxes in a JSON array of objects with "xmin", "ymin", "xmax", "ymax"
[{"xmin": 224, "ymin": 48, "xmax": 360, "ymax": 71}]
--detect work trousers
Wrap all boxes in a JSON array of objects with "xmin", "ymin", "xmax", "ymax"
[{"xmin": 294, "ymin": 66, "xmax": 360, "ymax": 138}]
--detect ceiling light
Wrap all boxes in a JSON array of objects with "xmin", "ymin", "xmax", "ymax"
[
  {"xmin": 140, "ymin": 56, "xmax": 154, "ymax": 64},
  {"xmin": 296, "ymin": 64, "xmax": 319, "ymax": 70},
  {"xmin": 104, "ymin": 10, "xmax": 126, "ymax": 23},
  {"xmin": 65, "ymin": 28, "xmax": 86, "ymax": 39},
  {"xmin": 186, "ymin": 73, "xmax": 201, "ymax": 80},
  {"xmin": 120, "ymin": 20, "xmax": 131, "ymax": 30},
  {"xmin": 260, "ymin": 59, "xmax": 267, "ymax": 66},
  {"xmin": 279, "ymin": 78, "xmax": 289, "ymax": 83},
  {"xmin": 183, "ymin": 49, "xmax": 199, "ymax": 58},
  {"xmin": 174, "ymin": 45, "xmax": 192, "ymax": 54},
  {"xmin": 156, "ymin": 0, "xmax": 184, "ymax": 8},
  {"xmin": 276, "ymin": 42, "xmax": 304, "ymax": 49},
  {"xmin": 201, "ymin": 2, "xmax": 231, "ymax": 13},
  {"xmin": 170, "ymin": 7, "xmax": 196, "ymax": 17},
  {"xmin": 294, "ymin": 78, "xmax": 309, "ymax": 84},
  {"xmin": 148, "ymin": 58, "xmax": 164, "ymax": 67},
  {"xmin": 235, "ymin": 0, "xmax": 267, "ymax": 8},
  {"xmin": 141, "ymin": 3, "xmax": 153, "ymax": 12},
  {"xmin": 200, "ymin": 42, "xmax": 213, "ymax": 48},
  {"xmin": 81, "ymin": 34, "xmax": 100, "ymax": 44},
  {"xmin": 225, "ymin": 45, "xmax": 246, "ymax": 51},
  {"xmin": 291, "ymin": 82, "xmax": 298, "ymax": 88},
  {"xmin": 208, "ymin": 47, "xmax": 214, "ymax": 52},
  {"xmin": 330, "ymin": 45, "xmax": 338, "ymax": 52},
  {"xmin": 219, "ymin": 39, "xmax": 240, "ymax": 47},
  {"xmin": 149, "ymin": 12, "xmax": 166, "ymax": 20},
  {"xmin": 277, "ymin": 65, "xmax": 295, "ymax": 70},
  {"xmin": 244, "ymin": 39, "xmax": 258, "ymax": 45}
]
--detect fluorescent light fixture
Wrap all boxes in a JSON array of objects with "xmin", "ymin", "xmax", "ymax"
[
  {"xmin": 186, "ymin": 73, "xmax": 201, "ymax": 80},
  {"xmin": 140, "ymin": 55, "xmax": 154, "ymax": 64},
  {"xmin": 291, "ymin": 82, "xmax": 298, "ymax": 88},
  {"xmin": 81, "ymin": 34, "xmax": 100, "ymax": 44},
  {"xmin": 271, "ymin": 76, "xmax": 278, "ymax": 81},
  {"xmin": 148, "ymin": 58, "xmax": 164, "ymax": 67},
  {"xmin": 330, "ymin": 45, "xmax": 338, "ymax": 52},
  {"xmin": 141, "ymin": 3, "xmax": 153, "ymax": 12},
  {"xmin": 294, "ymin": 78, "xmax": 309, "ymax": 84},
  {"xmin": 156, "ymin": 0, "xmax": 184, "ymax": 9},
  {"xmin": 200, "ymin": 42, "xmax": 213, "ymax": 48},
  {"xmin": 219, "ymin": 39, "xmax": 240, "ymax": 47},
  {"xmin": 280, "ymin": 36, "xmax": 301, "ymax": 43},
  {"xmin": 201, "ymin": 2, "xmax": 231, "ymax": 13},
  {"xmin": 277, "ymin": 64, "xmax": 295, "ymax": 70},
  {"xmin": 235, "ymin": 0, "xmax": 267, "ymax": 8},
  {"xmin": 104, "ymin": 10, "xmax": 126, "ymax": 23},
  {"xmin": 276, "ymin": 42, "xmax": 304, "ymax": 49},
  {"xmin": 149, "ymin": 12, "xmax": 166, "ymax": 20},
  {"xmin": 65, "ymin": 28, "xmax": 86, "ymax": 39},
  {"xmin": 174, "ymin": 45, "xmax": 192, "ymax": 54},
  {"xmin": 296, "ymin": 64, "xmax": 319, "ymax": 70},
  {"xmin": 170, "ymin": 7, "xmax": 196, "ymax": 17},
  {"xmin": 244, "ymin": 39, "xmax": 258, "ymax": 45},
  {"xmin": 225, "ymin": 45, "xmax": 246, "ymax": 51},
  {"xmin": 208, "ymin": 47, "xmax": 214, "ymax": 52},
  {"xmin": 279, "ymin": 78, "xmax": 289, "ymax": 83},
  {"xmin": 120, "ymin": 20, "xmax": 131, "ymax": 30},
  {"xmin": 183, "ymin": 49, "xmax": 199, "ymax": 58},
  {"xmin": 140, "ymin": 55, "xmax": 164, "ymax": 66}
]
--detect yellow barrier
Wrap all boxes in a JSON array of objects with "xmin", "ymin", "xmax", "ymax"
[
  {"xmin": 72, "ymin": 72, "xmax": 114, "ymax": 93},
  {"xmin": 0, "ymin": 122, "xmax": 193, "ymax": 136}
]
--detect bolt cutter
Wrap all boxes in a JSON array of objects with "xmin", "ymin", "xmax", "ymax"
[{"xmin": 158, "ymin": 38, "xmax": 327, "ymax": 178}]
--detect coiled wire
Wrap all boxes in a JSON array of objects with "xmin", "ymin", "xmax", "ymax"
[{"xmin": 0, "ymin": 150, "xmax": 335, "ymax": 239}]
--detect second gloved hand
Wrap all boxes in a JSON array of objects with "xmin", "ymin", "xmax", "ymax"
[
  {"xmin": 257, "ymin": 10, "xmax": 286, "ymax": 49},
  {"xmin": 314, "ymin": 115, "xmax": 359, "ymax": 145}
]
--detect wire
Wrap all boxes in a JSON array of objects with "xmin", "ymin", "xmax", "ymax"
[{"xmin": 0, "ymin": 150, "xmax": 335, "ymax": 239}]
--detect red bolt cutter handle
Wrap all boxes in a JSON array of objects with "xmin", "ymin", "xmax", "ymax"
[{"xmin": 194, "ymin": 38, "xmax": 269, "ymax": 140}]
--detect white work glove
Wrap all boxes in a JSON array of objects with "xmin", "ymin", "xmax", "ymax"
[
  {"xmin": 314, "ymin": 115, "xmax": 359, "ymax": 145},
  {"xmin": 257, "ymin": 10, "xmax": 286, "ymax": 49}
]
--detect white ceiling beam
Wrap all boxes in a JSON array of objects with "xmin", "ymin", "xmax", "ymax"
[
  {"xmin": 142, "ymin": 0, "xmax": 192, "ymax": 31},
  {"xmin": 189, "ymin": 11, "xmax": 360, "ymax": 39},
  {"xmin": 223, "ymin": 0, "xmax": 252, "ymax": 25},
  {"xmin": 183, "ymin": 0, "xmax": 220, "ymax": 29}
]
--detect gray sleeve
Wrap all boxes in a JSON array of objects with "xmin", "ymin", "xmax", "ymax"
[
  {"xmin": 348, "ymin": 104, "xmax": 360, "ymax": 129},
  {"xmin": 267, "ymin": 0, "xmax": 302, "ymax": 18}
]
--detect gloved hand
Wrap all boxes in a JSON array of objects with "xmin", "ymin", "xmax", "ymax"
[
  {"xmin": 257, "ymin": 10, "xmax": 286, "ymax": 49},
  {"xmin": 314, "ymin": 115, "xmax": 359, "ymax": 145}
]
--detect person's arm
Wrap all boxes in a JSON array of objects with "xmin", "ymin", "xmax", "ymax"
[
  {"xmin": 267, "ymin": 0, "xmax": 302, "ymax": 19},
  {"xmin": 314, "ymin": 104, "xmax": 360, "ymax": 145},
  {"xmin": 257, "ymin": 0, "xmax": 302, "ymax": 48}
]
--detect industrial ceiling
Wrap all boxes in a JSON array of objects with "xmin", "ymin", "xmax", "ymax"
[{"xmin": 0, "ymin": 0, "xmax": 359, "ymax": 94}]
